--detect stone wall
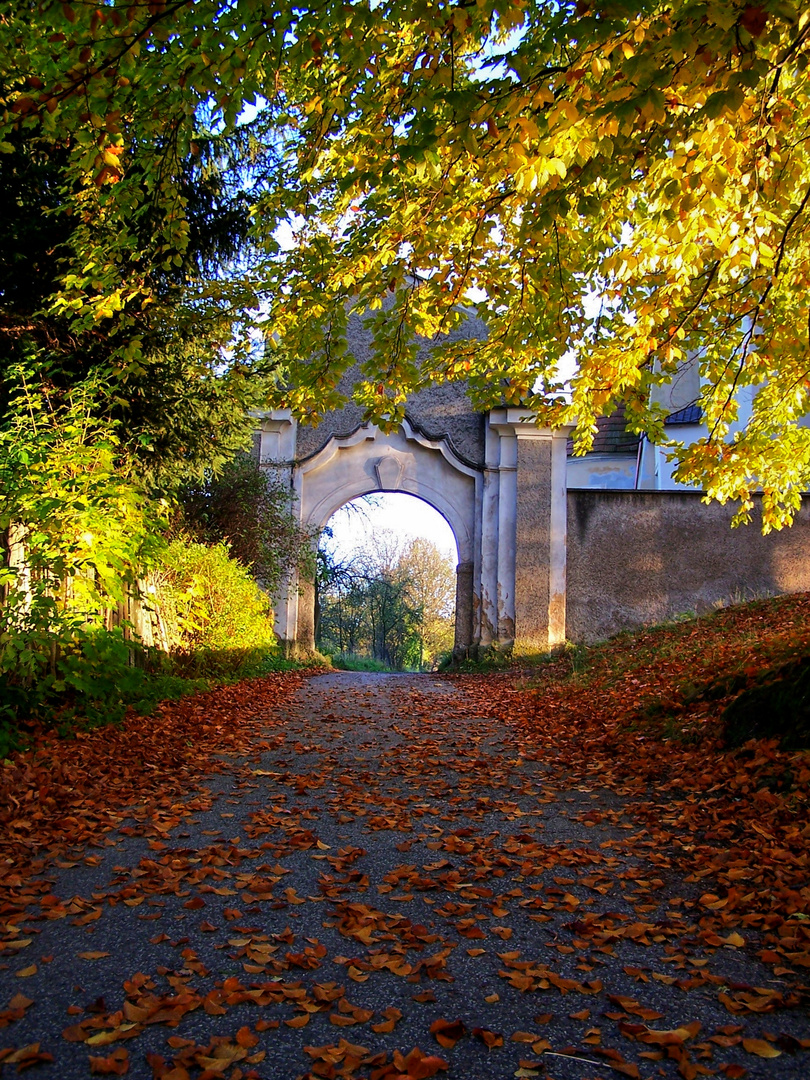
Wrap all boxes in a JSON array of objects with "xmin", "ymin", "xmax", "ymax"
[{"xmin": 566, "ymin": 490, "xmax": 810, "ymax": 643}]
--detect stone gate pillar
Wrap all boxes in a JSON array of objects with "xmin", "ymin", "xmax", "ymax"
[
  {"xmin": 488, "ymin": 410, "xmax": 571, "ymax": 653},
  {"xmin": 454, "ymin": 561, "xmax": 475, "ymax": 657},
  {"xmin": 255, "ymin": 410, "xmax": 299, "ymax": 652}
]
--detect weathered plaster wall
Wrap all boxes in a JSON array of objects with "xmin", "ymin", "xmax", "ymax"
[
  {"xmin": 294, "ymin": 313, "xmax": 488, "ymax": 468},
  {"xmin": 512, "ymin": 430, "xmax": 569, "ymax": 652},
  {"xmin": 567, "ymin": 490, "xmax": 810, "ymax": 643}
]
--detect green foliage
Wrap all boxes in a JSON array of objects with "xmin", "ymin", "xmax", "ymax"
[
  {"xmin": 177, "ymin": 455, "xmax": 316, "ymax": 590},
  {"xmin": 48, "ymin": 626, "xmax": 142, "ymax": 726},
  {"xmin": 328, "ymin": 653, "xmax": 394, "ymax": 673},
  {"xmin": 0, "ymin": 377, "xmax": 305, "ymax": 729},
  {"xmin": 443, "ymin": 647, "xmax": 514, "ymax": 674},
  {"xmin": 0, "ymin": 373, "xmax": 162, "ymax": 608},
  {"xmin": 153, "ymin": 536, "xmax": 277, "ymax": 676},
  {"xmin": 0, "ymin": 375, "xmax": 164, "ymax": 716},
  {"xmin": 317, "ymin": 529, "xmax": 455, "ymax": 671},
  {"xmin": 0, "ymin": 18, "xmax": 270, "ymax": 503},
  {"xmin": 0, "ymin": 624, "xmax": 176, "ymax": 746},
  {"xmin": 114, "ymin": 344, "xmax": 268, "ymax": 495}
]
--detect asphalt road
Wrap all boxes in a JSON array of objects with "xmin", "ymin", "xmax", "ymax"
[{"xmin": 1, "ymin": 672, "xmax": 808, "ymax": 1079}]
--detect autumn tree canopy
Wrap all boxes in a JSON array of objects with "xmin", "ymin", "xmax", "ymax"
[{"xmin": 2, "ymin": 2, "xmax": 810, "ymax": 525}]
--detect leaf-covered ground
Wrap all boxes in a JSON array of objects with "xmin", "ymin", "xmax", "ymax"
[{"xmin": 1, "ymin": 595, "xmax": 809, "ymax": 1080}]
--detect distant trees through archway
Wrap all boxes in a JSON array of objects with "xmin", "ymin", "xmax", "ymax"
[{"xmin": 315, "ymin": 495, "xmax": 457, "ymax": 671}]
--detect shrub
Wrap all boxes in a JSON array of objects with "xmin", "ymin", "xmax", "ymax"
[{"xmin": 151, "ymin": 536, "xmax": 277, "ymax": 675}]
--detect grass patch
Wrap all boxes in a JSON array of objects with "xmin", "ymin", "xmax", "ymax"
[{"xmin": 328, "ymin": 652, "xmax": 395, "ymax": 673}]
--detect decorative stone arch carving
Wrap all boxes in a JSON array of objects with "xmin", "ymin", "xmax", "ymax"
[
  {"xmin": 256, "ymin": 407, "xmax": 570, "ymax": 658},
  {"xmin": 275, "ymin": 418, "xmax": 481, "ymax": 656},
  {"xmin": 298, "ymin": 419, "xmax": 479, "ymax": 557}
]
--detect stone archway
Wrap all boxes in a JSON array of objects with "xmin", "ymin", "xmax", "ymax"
[
  {"xmin": 255, "ymin": 403, "xmax": 571, "ymax": 658},
  {"xmin": 271, "ymin": 417, "xmax": 480, "ymax": 657}
]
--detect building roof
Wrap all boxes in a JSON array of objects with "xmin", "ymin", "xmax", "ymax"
[
  {"xmin": 567, "ymin": 403, "xmax": 641, "ymax": 457},
  {"xmin": 665, "ymin": 403, "xmax": 703, "ymax": 425}
]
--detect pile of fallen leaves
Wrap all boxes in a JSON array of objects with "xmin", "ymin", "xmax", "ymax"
[
  {"xmin": 454, "ymin": 593, "xmax": 810, "ymax": 975},
  {"xmin": 0, "ymin": 672, "xmax": 305, "ymax": 874},
  {"xmin": 2, "ymin": 599, "xmax": 810, "ymax": 1080}
]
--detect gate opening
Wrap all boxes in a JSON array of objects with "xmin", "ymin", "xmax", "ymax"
[{"xmin": 315, "ymin": 493, "xmax": 458, "ymax": 671}]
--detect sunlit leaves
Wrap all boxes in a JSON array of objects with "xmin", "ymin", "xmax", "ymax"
[{"xmin": 3, "ymin": 2, "xmax": 810, "ymax": 523}]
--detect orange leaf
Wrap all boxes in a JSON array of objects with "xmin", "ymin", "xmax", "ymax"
[
  {"xmin": 609, "ymin": 1063, "xmax": 641, "ymax": 1079},
  {"xmin": 402, "ymin": 1048, "xmax": 449, "ymax": 1079},
  {"xmin": 472, "ymin": 1027, "xmax": 503, "ymax": 1049},
  {"xmin": 89, "ymin": 1047, "xmax": 129, "ymax": 1075},
  {"xmin": 720, "ymin": 1066, "xmax": 746, "ymax": 1078},
  {"xmin": 8, "ymin": 994, "xmax": 34, "ymax": 1011},
  {"xmin": 284, "ymin": 1013, "xmax": 310, "ymax": 1028}
]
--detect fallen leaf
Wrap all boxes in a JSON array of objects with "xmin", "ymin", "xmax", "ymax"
[
  {"xmin": 473, "ymin": 1027, "xmax": 504, "ymax": 1049},
  {"xmin": 284, "ymin": 1013, "xmax": 310, "ymax": 1028},
  {"xmin": 430, "ymin": 1018, "xmax": 467, "ymax": 1049},
  {"xmin": 89, "ymin": 1047, "xmax": 129, "ymax": 1075},
  {"xmin": 742, "ymin": 1038, "xmax": 782, "ymax": 1058}
]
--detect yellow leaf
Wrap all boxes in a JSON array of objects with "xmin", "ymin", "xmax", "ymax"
[{"xmin": 742, "ymin": 1038, "xmax": 781, "ymax": 1058}]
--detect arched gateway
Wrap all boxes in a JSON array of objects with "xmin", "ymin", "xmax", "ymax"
[{"xmin": 255, "ymin": 379, "xmax": 570, "ymax": 659}]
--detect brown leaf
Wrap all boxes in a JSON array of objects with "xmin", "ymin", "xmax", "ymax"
[
  {"xmin": 284, "ymin": 1013, "xmax": 310, "ymax": 1028},
  {"xmin": 609, "ymin": 1062, "xmax": 641, "ymax": 1079},
  {"xmin": 2, "ymin": 1044, "xmax": 55, "ymax": 1069},
  {"xmin": 7, "ymin": 994, "xmax": 34, "ymax": 1012},
  {"xmin": 400, "ymin": 1048, "xmax": 449, "ymax": 1079},
  {"xmin": 473, "ymin": 1027, "xmax": 504, "ymax": 1049},
  {"xmin": 430, "ymin": 1018, "xmax": 467, "ymax": 1049},
  {"xmin": 89, "ymin": 1047, "xmax": 129, "ymax": 1075}
]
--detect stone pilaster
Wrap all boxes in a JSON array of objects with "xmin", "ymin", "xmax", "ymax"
[
  {"xmin": 454, "ymin": 561, "xmax": 475, "ymax": 657},
  {"xmin": 489, "ymin": 410, "xmax": 572, "ymax": 654},
  {"xmin": 254, "ymin": 410, "xmax": 300, "ymax": 653}
]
